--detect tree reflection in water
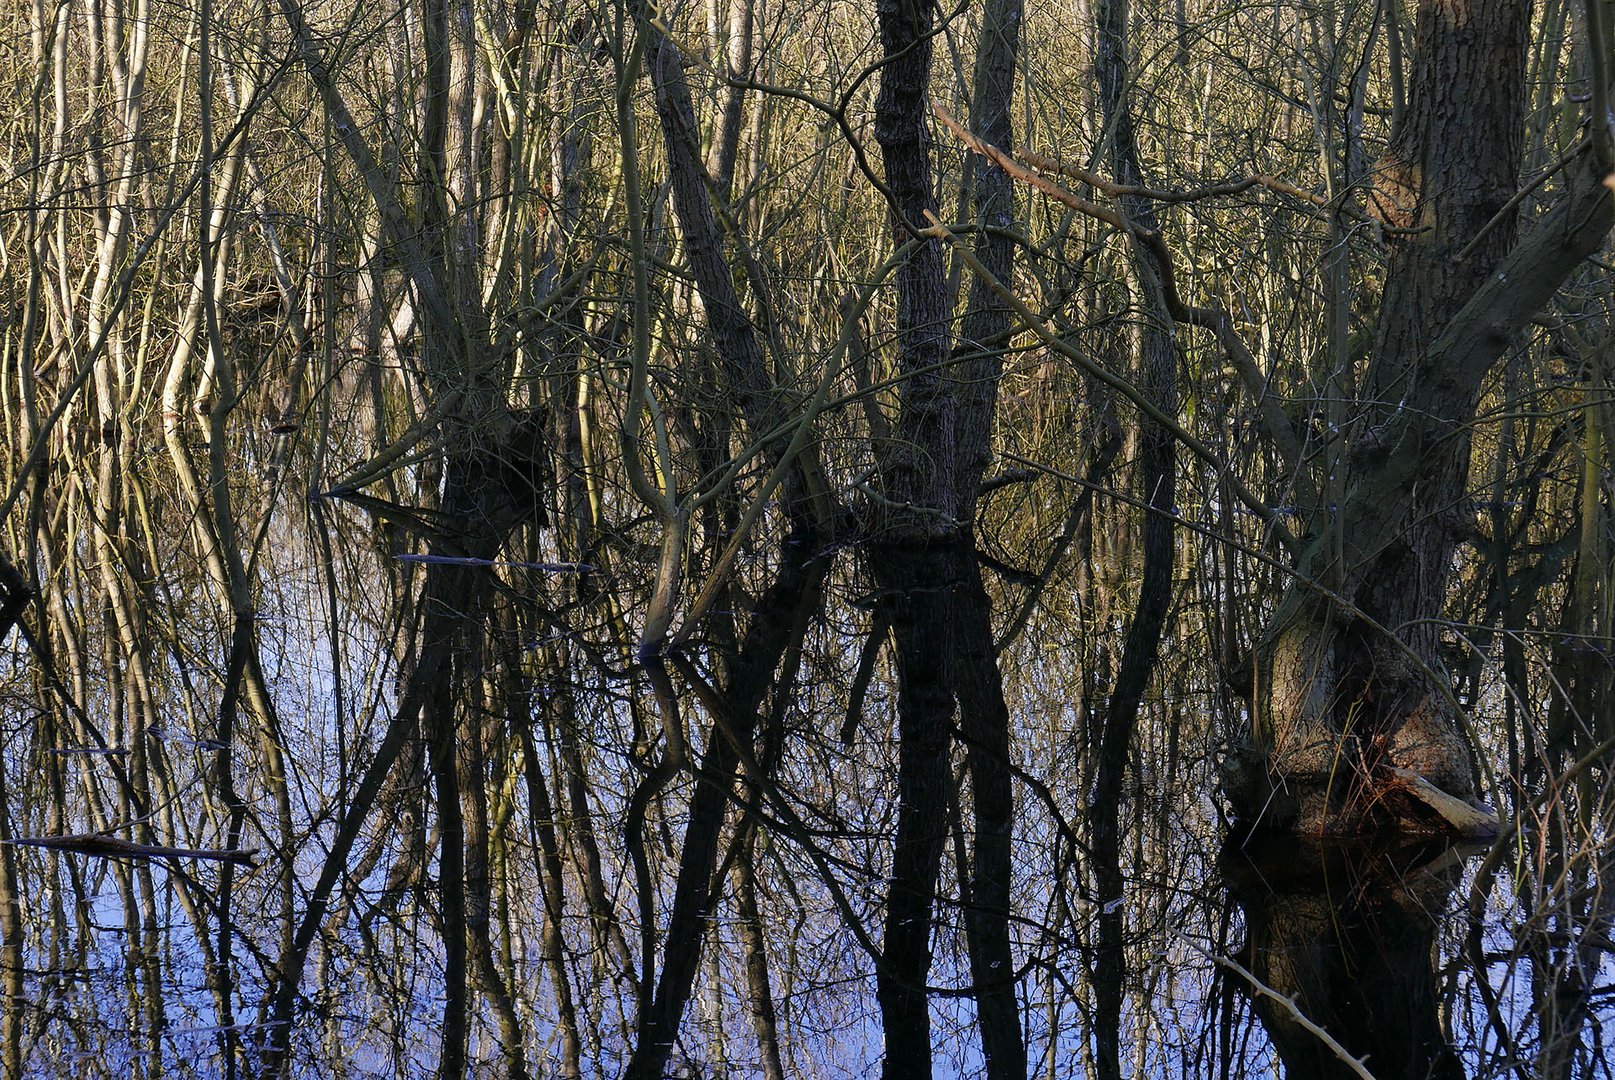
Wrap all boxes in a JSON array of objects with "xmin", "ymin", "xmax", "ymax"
[
  {"xmin": 1222, "ymin": 838, "xmax": 1471, "ymax": 1080},
  {"xmin": 2, "ymin": 0, "xmax": 1611, "ymax": 1064}
]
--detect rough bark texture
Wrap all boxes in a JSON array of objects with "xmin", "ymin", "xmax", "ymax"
[
  {"xmin": 1231, "ymin": 0, "xmax": 1612, "ymax": 836},
  {"xmin": 868, "ymin": 0, "xmax": 958, "ymax": 1072},
  {"xmin": 867, "ymin": 0, "xmax": 1031, "ymax": 1064},
  {"xmin": 873, "ymin": 0, "xmax": 955, "ymax": 530},
  {"xmin": 1223, "ymin": 839, "xmax": 1467, "ymax": 1080}
]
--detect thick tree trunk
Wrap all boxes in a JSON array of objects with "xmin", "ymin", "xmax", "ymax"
[
  {"xmin": 866, "ymin": 0, "xmax": 957, "ymax": 1068},
  {"xmin": 867, "ymin": 0, "xmax": 1031, "ymax": 1066},
  {"xmin": 1230, "ymin": 0, "xmax": 1612, "ymax": 836},
  {"xmin": 869, "ymin": 542, "xmax": 957, "ymax": 1080},
  {"xmin": 1223, "ymin": 839, "xmax": 1466, "ymax": 1080}
]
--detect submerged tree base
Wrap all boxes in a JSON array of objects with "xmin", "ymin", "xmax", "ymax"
[
  {"xmin": 1221, "ymin": 708, "xmax": 1501, "ymax": 842},
  {"xmin": 1222, "ymin": 834, "xmax": 1486, "ymax": 1080}
]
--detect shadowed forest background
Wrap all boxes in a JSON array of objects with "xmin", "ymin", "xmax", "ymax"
[{"xmin": 1, "ymin": 0, "xmax": 1613, "ymax": 1073}]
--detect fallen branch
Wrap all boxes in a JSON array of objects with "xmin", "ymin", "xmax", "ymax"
[
  {"xmin": 8, "ymin": 834, "xmax": 259, "ymax": 865},
  {"xmin": 1214, "ymin": 953, "xmax": 1381, "ymax": 1080},
  {"xmin": 1384, "ymin": 766, "xmax": 1501, "ymax": 839}
]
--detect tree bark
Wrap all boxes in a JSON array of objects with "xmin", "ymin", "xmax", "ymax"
[
  {"xmin": 1223, "ymin": 839, "xmax": 1466, "ymax": 1080},
  {"xmin": 1232, "ymin": 0, "xmax": 1612, "ymax": 836},
  {"xmin": 867, "ymin": 0, "xmax": 959, "ymax": 1069},
  {"xmin": 952, "ymin": 0, "xmax": 1027, "ymax": 1071},
  {"xmin": 869, "ymin": 543, "xmax": 957, "ymax": 1080},
  {"xmin": 1090, "ymin": 0, "xmax": 1177, "ymax": 1069}
]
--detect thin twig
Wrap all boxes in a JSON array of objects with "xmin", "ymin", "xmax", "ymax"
[{"xmin": 1214, "ymin": 954, "xmax": 1382, "ymax": 1080}]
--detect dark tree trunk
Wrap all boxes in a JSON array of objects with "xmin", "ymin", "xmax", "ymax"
[
  {"xmin": 1090, "ymin": 0, "xmax": 1177, "ymax": 1070},
  {"xmin": 0, "ymin": 561, "xmax": 31, "ymax": 1080},
  {"xmin": 513, "ymin": 685, "xmax": 583, "ymax": 1079},
  {"xmin": 869, "ymin": 542, "xmax": 957, "ymax": 1080},
  {"xmin": 867, "ymin": 0, "xmax": 1030, "ymax": 1065},
  {"xmin": 625, "ymin": 545, "xmax": 827, "ymax": 1080},
  {"xmin": 1223, "ymin": 839, "xmax": 1466, "ymax": 1080},
  {"xmin": 867, "ymin": 0, "xmax": 959, "ymax": 1068},
  {"xmin": 732, "ymin": 823, "xmax": 787, "ymax": 1080},
  {"xmin": 951, "ymin": 0, "xmax": 1026, "ymax": 1070},
  {"xmin": 951, "ymin": 553, "xmax": 1025, "ymax": 1078}
]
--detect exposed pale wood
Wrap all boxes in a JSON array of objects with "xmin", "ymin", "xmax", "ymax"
[{"xmin": 1384, "ymin": 767, "xmax": 1502, "ymax": 839}]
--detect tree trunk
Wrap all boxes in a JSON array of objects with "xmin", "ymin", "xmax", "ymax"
[
  {"xmin": 1223, "ymin": 839, "xmax": 1466, "ymax": 1080},
  {"xmin": 869, "ymin": 542, "xmax": 957, "ymax": 1080},
  {"xmin": 1090, "ymin": 0, "xmax": 1177, "ymax": 1069},
  {"xmin": 952, "ymin": 0, "xmax": 1026, "ymax": 1064},
  {"xmin": 867, "ymin": 0, "xmax": 958, "ymax": 1068},
  {"xmin": 1230, "ymin": 0, "xmax": 1613, "ymax": 836},
  {"xmin": 625, "ymin": 545, "xmax": 827, "ymax": 1079}
]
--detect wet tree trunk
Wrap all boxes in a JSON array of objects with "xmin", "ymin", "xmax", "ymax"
[
  {"xmin": 868, "ymin": 0, "xmax": 1027, "ymax": 1066},
  {"xmin": 1229, "ymin": 0, "xmax": 1615, "ymax": 836},
  {"xmin": 1223, "ymin": 839, "xmax": 1465, "ymax": 1080},
  {"xmin": 868, "ymin": 543, "xmax": 957, "ymax": 1080},
  {"xmin": 867, "ymin": 0, "xmax": 958, "ymax": 1070},
  {"xmin": 511, "ymin": 667, "xmax": 583, "ymax": 1079},
  {"xmin": 951, "ymin": 554, "xmax": 1024, "ymax": 1078},
  {"xmin": 0, "ymin": 562, "xmax": 31, "ymax": 1080},
  {"xmin": 952, "ymin": 0, "xmax": 1027, "ymax": 1070},
  {"xmin": 625, "ymin": 545, "xmax": 827, "ymax": 1079},
  {"xmin": 1090, "ymin": 0, "xmax": 1177, "ymax": 1070},
  {"xmin": 731, "ymin": 823, "xmax": 786, "ymax": 1080}
]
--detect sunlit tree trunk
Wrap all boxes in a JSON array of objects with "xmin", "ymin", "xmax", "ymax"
[{"xmin": 1233, "ymin": 0, "xmax": 1615, "ymax": 836}]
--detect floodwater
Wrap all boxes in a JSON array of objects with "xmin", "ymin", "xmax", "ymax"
[{"xmin": 4, "ymin": 523, "xmax": 1610, "ymax": 1078}]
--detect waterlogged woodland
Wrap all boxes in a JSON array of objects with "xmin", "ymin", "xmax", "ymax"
[{"xmin": 0, "ymin": 0, "xmax": 1612, "ymax": 1072}]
